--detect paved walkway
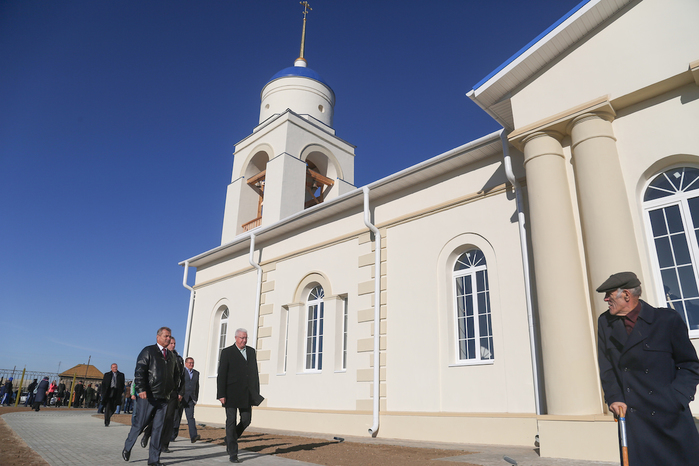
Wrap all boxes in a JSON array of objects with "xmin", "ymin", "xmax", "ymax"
[
  {"xmin": 3, "ymin": 410, "xmax": 314, "ymax": 466},
  {"xmin": 2, "ymin": 410, "xmax": 618, "ymax": 466}
]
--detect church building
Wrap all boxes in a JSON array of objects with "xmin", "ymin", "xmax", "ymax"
[{"xmin": 180, "ymin": 0, "xmax": 699, "ymax": 460}]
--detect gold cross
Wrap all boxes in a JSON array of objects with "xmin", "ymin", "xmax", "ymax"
[{"xmin": 300, "ymin": 1, "xmax": 312, "ymax": 19}]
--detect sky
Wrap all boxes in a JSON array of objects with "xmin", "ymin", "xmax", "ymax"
[{"xmin": 0, "ymin": 0, "xmax": 583, "ymax": 380}]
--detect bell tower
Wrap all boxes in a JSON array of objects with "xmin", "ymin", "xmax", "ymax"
[{"xmin": 221, "ymin": 3, "xmax": 356, "ymax": 243}]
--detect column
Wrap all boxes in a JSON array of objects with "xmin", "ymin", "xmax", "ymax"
[
  {"xmin": 262, "ymin": 153, "xmax": 307, "ymax": 226},
  {"xmin": 568, "ymin": 113, "xmax": 643, "ymax": 318},
  {"xmin": 521, "ymin": 131, "xmax": 601, "ymax": 415}
]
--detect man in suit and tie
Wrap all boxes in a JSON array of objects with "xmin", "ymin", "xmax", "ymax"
[
  {"xmin": 176, "ymin": 356, "xmax": 201, "ymax": 443},
  {"xmin": 102, "ymin": 363, "xmax": 125, "ymax": 426},
  {"xmin": 217, "ymin": 328, "xmax": 263, "ymax": 464}
]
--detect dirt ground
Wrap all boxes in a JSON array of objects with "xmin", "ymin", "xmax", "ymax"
[{"xmin": 0, "ymin": 406, "xmax": 478, "ymax": 466}]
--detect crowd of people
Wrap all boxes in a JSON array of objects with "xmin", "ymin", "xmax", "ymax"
[{"xmin": 0, "ymin": 375, "xmax": 136, "ymax": 412}]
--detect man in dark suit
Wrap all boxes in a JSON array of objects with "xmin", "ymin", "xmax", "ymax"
[
  {"xmin": 597, "ymin": 272, "xmax": 699, "ymax": 466},
  {"xmin": 102, "ymin": 364, "xmax": 125, "ymax": 425},
  {"xmin": 177, "ymin": 356, "xmax": 201, "ymax": 443},
  {"xmin": 217, "ymin": 328, "xmax": 262, "ymax": 464},
  {"xmin": 122, "ymin": 326, "xmax": 181, "ymax": 466}
]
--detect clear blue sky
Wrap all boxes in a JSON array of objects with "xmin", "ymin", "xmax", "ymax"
[{"xmin": 1, "ymin": 0, "xmax": 582, "ymax": 378}]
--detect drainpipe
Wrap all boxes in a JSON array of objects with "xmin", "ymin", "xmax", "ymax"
[
  {"xmin": 362, "ymin": 186, "xmax": 381, "ymax": 436},
  {"xmin": 500, "ymin": 129, "xmax": 541, "ymax": 415},
  {"xmin": 182, "ymin": 261, "xmax": 196, "ymax": 358},
  {"xmin": 248, "ymin": 232, "xmax": 263, "ymax": 349}
]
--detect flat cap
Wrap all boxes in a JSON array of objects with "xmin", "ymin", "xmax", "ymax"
[{"xmin": 596, "ymin": 271, "xmax": 641, "ymax": 293}]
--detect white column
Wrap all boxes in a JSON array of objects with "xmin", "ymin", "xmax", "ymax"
[
  {"xmin": 568, "ymin": 113, "xmax": 643, "ymax": 318},
  {"xmin": 522, "ymin": 131, "xmax": 602, "ymax": 415}
]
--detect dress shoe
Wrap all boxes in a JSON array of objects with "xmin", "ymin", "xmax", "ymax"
[
  {"xmin": 147, "ymin": 463, "xmax": 164, "ymax": 466},
  {"xmin": 162, "ymin": 448, "xmax": 172, "ymax": 453},
  {"xmin": 191, "ymin": 434, "xmax": 201, "ymax": 443},
  {"xmin": 122, "ymin": 448, "xmax": 131, "ymax": 461},
  {"xmin": 230, "ymin": 457, "xmax": 242, "ymax": 463},
  {"xmin": 141, "ymin": 435, "xmax": 149, "ymax": 448}
]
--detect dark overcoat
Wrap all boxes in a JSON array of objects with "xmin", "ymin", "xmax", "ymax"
[
  {"xmin": 597, "ymin": 300, "xmax": 699, "ymax": 465},
  {"xmin": 216, "ymin": 345, "xmax": 261, "ymax": 409},
  {"xmin": 34, "ymin": 379, "xmax": 49, "ymax": 404},
  {"xmin": 101, "ymin": 370, "xmax": 125, "ymax": 403}
]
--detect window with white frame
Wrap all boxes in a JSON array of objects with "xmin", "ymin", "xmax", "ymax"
[
  {"xmin": 218, "ymin": 308, "xmax": 229, "ymax": 363},
  {"xmin": 453, "ymin": 249, "xmax": 493, "ymax": 362},
  {"xmin": 305, "ymin": 285, "xmax": 324, "ymax": 371},
  {"xmin": 644, "ymin": 166, "xmax": 699, "ymax": 335}
]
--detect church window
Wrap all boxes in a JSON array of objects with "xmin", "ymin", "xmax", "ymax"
[
  {"xmin": 305, "ymin": 285, "xmax": 324, "ymax": 371},
  {"xmin": 453, "ymin": 249, "xmax": 493, "ymax": 362},
  {"xmin": 643, "ymin": 166, "xmax": 699, "ymax": 335},
  {"xmin": 218, "ymin": 308, "xmax": 229, "ymax": 363}
]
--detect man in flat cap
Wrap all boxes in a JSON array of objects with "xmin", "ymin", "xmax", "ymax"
[{"xmin": 596, "ymin": 271, "xmax": 699, "ymax": 465}]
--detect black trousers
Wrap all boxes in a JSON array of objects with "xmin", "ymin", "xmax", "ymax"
[
  {"xmin": 144, "ymin": 395, "xmax": 179, "ymax": 450},
  {"xmin": 103, "ymin": 389, "xmax": 119, "ymax": 426},
  {"xmin": 225, "ymin": 406, "xmax": 251, "ymax": 459}
]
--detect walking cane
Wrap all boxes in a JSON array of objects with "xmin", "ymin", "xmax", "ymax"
[{"xmin": 617, "ymin": 405, "xmax": 629, "ymax": 466}]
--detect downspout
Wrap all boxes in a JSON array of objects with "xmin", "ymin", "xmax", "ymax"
[
  {"xmin": 500, "ymin": 129, "xmax": 541, "ymax": 415},
  {"xmin": 182, "ymin": 261, "xmax": 196, "ymax": 358},
  {"xmin": 362, "ymin": 186, "xmax": 381, "ymax": 436},
  {"xmin": 248, "ymin": 232, "xmax": 263, "ymax": 349}
]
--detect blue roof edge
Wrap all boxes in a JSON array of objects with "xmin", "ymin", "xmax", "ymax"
[
  {"xmin": 269, "ymin": 66, "xmax": 329, "ymax": 86},
  {"xmin": 470, "ymin": 0, "xmax": 591, "ymax": 92}
]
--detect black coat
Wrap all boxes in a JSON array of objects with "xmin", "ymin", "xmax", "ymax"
[
  {"xmin": 134, "ymin": 344, "xmax": 181, "ymax": 400},
  {"xmin": 598, "ymin": 300, "xmax": 699, "ymax": 465},
  {"xmin": 34, "ymin": 379, "xmax": 49, "ymax": 404},
  {"xmin": 101, "ymin": 370, "xmax": 125, "ymax": 402},
  {"xmin": 216, "ymin": 345, "xmax": 261, "ymax": 409}
]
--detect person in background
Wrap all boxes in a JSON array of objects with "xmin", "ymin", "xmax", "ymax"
[
  {"xmin": 32, "ymin": 377, "xmax": 49, "ymax": 411},
  {"xmin": 85, "ymin": 383, "xmax": 96, "ymax": 408},
  {"xmin": 102, "ymin": 363, "xmax": 125, "ymax": 426},
  {"xmin": 25, "ymin": 379, "xmax": 38, "ymax": 407},
  {"xmin": 122, "ymin": 382, "xmax": 133, "ymax": 414},
  {"xmin": 1, "ymin": 377, "xmax": 14, "ymax": 405}
]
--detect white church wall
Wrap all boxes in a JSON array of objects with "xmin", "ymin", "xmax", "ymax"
[
  {"xmin": 188, "ymin": 269, "xmax": 259, "ymax": 404},
  {"xmin": 510, "ymin": 0, "xmax": 699, "ymax": 129},
  {"xmin": 385, "ymin": 188, "xmax": 535, "ymax": 414}
]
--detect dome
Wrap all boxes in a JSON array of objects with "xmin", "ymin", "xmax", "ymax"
[{"xmin": 259, "ymin": 60, "xmax": 335, "ymax": 127}]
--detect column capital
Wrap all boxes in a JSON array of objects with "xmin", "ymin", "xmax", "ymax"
[
  {"xmin": 567, "ymin": 111, "xmax": 617, "ymax": 151},
  {"xmin": 521, "ymin": 130, "xmax": 565, "ymax": 166},
  {"xmin": 508, "ymin": 95, "xmax": 615, "ymax": 151}
]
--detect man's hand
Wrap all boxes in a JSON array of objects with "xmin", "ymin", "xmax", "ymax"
[
  {"xmin": 218, "ymin": 397, "xmax": 226, "ymax": 405},
  {"xmin": 178, "ymin": 395, "xmax": 183, "ymax": 401},
  {"xmin": 139, "ymin": 391, "xmax": 147, "ymax": 399},
  {"xmin": 610, "ymin": 401, "xmax": 627, "ymax": 417}
]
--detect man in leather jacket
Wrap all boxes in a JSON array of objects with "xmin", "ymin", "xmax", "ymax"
[{"xmin": 122, "ymin": 326, "xmax": 181, "ymax": 466}]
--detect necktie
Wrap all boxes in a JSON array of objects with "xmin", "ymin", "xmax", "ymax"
[{"xmin": 162, "ymin": 349, "xmax": 167, "ymax": 359}]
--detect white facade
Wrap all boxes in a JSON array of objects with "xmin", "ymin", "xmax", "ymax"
[{"xmin": 182, "ymin": 0, "xmax": 699, "ymax": 461}]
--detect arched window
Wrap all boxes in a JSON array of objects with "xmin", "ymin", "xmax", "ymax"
[
  {"xmin": 305, "ymin": 285, "xmax": 324, "ymax": 371},
  {"xmin": 644, "ymin": 166, "xmax": 699, "ymax": 334},
  {"xmin": 218, "ymin": 308, "xmax": 229, "ymax": 362},
  {"xmin": 453, "ymin": 249, "xmax": 493, "ymax": 362}
]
